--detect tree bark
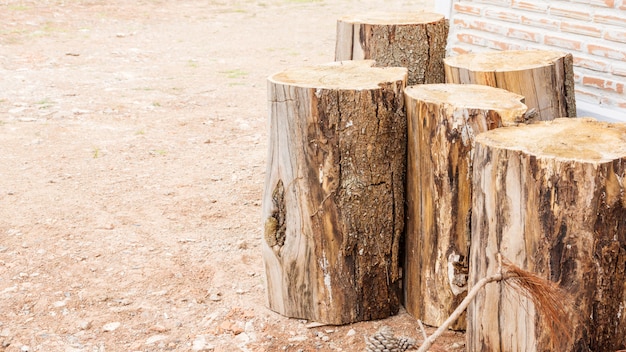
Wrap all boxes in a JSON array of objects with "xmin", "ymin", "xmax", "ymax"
[
  {"xmin": 444, "ymin": 50, "xmax": 576, "ymax": 121},
  {"xmin": 469, "ymin": 118, "xmax": 626, "ymax": 351},
  {"xmin": 404, "ymin": 83, "xmax": 527, "ymax": 330},
  {"xmin": 335, "ymin": 12, "xmax": 448, "ymax": 86},
  {"xmin": 263, "ymin": 60, "xmax": 407, "ymax": 324}
]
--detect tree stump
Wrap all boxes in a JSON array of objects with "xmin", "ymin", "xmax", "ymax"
[
  {"xmin": 444, "ymin": 50, "xmax": 576, "ymax": 121},
  {"xmin": 263, "ymin": 60, "xmax": 408, "ymax": 324},
  {"xmin": 335, "ymin": 12, "xmax": 448, "ymax": 86},
  {"xmin": 404, "ymin": 83, "xmax": 527, "ymax": 330},
  {"xmin": 469, "ymin": 118, "xmax": 626, "ymax": 351}
]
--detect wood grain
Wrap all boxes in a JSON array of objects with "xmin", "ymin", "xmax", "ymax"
[
  {"xmin": 336, "ymin": 12, "xmax": 448, "ymax": 85},
  {"xmin": 404, "ymin": 83, "xmax": 527, "ymax": 330},
  {"xmin": 264, "ymin": 60, "xmax": 407, "ymax": 324},
  {"xmin": 469, "ymin": 118, "xmax": 626, "ymax": 351},
  {"xmin": 445, "ymin": 50, "xmax": 576, "ymax": 121}
]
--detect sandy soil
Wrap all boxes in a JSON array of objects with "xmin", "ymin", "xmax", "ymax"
[{"xmin": 0, "ymin": 1, "xmax": 464, "ymax": 351}]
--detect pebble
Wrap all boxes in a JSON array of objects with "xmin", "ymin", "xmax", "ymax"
[
  {"xmin": 287, "ymin": 335, "xmax": 307, "ymax": 342},
  {"xmin": 102, "ymin": 322, "xmax": 121, "ymax": 332},
  {"xmin": 145, "ymin": 334, "xmax": 168, "ymax": 345},
  {"xmin": 209, "ymin": 293, "xmax": 222, "ymax": 302},
  {"xmin": 192, "ymin": 335, "xmax": 215, "ymax": 351},
  {"xmin": 78, "ymin": 320, "xmax": 92, "ymax": 330},
  {"xmin": 346, "ymin": 329, "xmax": 356, "ymax": 337},
  {"xmin": 149, "ymin": 324, "xmax": 169, "ymax": 333}
]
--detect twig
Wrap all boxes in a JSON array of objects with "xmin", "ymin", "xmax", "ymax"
[
  {"xmin": 417, "ymin": 271, "xmax": 504, "ymax": 352},
  {"xmin": 417, "ymin": 320, "xmax": 428, "ymax": 342}
]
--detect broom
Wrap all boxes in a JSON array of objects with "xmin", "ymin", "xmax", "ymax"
[{"xmin": 415, "ymin": 254, "xmax": 574, "ymax": 352}]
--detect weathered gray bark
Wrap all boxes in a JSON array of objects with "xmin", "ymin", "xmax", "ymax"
[
  {"xmin": 336, "ymin": 12, "xmax": 448, "ymax": 85},
  {"xmin": 263, "ymin": 60, "xmax": 407, "ymax": 324},
  {"xmin": 469, "ymin": 118, "xmax": 626, "ymax": 351},
  {"xmin": 404, "ymin": 84, "xmax": 527, "ymax": 330},
  {"xmin": 445, "ymin": 50, "xmax": 576, "ymax": 121}
]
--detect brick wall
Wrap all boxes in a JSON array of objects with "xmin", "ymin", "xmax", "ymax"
[{"xmin": 445, "ymin": 0, "xmax": 626, "ymax": 121}]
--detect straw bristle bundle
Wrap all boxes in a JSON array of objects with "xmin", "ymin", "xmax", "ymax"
[{"xmin": 502, "ymin": 260, "xmax": 574, "ymax": 349}]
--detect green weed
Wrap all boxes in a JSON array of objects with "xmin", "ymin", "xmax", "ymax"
[{"xmin": 221, "ymin": 69, "xmax": 248, "ymax": 79}]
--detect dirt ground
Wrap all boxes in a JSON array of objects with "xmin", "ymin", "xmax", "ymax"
[{"xmin": 0, "ymin": 1, "xmax": 465, "ymax": 351}]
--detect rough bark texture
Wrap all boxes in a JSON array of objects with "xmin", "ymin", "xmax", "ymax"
[
  {"xmin": 469, "ymin": 118, "xmax": 626, "ymax": 351},
  {"xmin": 445, "ymin": 50, "xmax": 576, "ymax": 121},
  {"xmin": 335, "ymin": 12, "xmax": 448, "ymax": 86},
  {"xmin": 263, "ymin": 60, "xmax": 407, "ymax": 324},
  {"xmin": 404, "ymin": 84, "xmax": 527, "ymax": 330}
]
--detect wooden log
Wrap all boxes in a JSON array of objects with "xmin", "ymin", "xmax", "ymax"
[
  {"xmin": 469, "ymin": 118, "xmax": 626, "ymax": 351},
  {"xmin": 335, "ymin": 12, "xmax": 448, "ymax": 86},
  {"xmin": 404, "ymin": 83, "xmax": 527, "ymax": 330},
  {"xmin": 444, "ymin": 50, "xmax": 576, "ymax": 121},
  {"xmin": 263, "ymin": 60, "xmax": 407, "ymax": 324}
]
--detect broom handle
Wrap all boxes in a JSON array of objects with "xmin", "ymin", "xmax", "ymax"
[{"xmin": 417, "ymin": 272, "xmax": 504, "ymax": 352}]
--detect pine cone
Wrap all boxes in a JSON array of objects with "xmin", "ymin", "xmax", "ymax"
[{"xmin": 365, "ymin": 326, "xmax": 417, "ymax": 352}]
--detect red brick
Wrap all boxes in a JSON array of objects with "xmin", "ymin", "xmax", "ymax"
[
  {"xmin": 512, "ymin": 0, "xmax": 549, "ymax": 12},
  {"xmin": 506, "ymin": 27, "xmax": 542, "ymax": 42},
  {"xmin": 456, "ymin": 33, "xmax": 488, "ymax": 47},
  {"xmin": 484, "ymin": 37, "xmax": 528, "ymax": 50},
  {"xmin": 520, "ymin": 15, "xmax": 561, "ymax": 30},
  {"xmin": 594, "ymin": 12, "xmax": 626, "ymax": 26},
  {"xmin": 571, "ymin": 0, "xmax": 615, "ymax": 7},
  {"xmin": 582, "ymin": 75, "xmax": 625, "ymax": 94},
  {"xmin": 560, "ymin": 21, "xmax": 603, "ymax": 37},
  {"xmin": 544, "ymin": 34, "xmax": 583, "ymax": 50},
  {"xmin": 613, "ymin": 64, "xmax": 626, "ymax": 77},
  {"xmin": 453, "ymin": 3, "xmax": 483, "ymax": 16},
  {"xmin": 600, "ymin": 95, "xmax": 626, "ymax": 110},
  {"xmin": 484, "ymin": 9, "xmax": 521, "ymax": 23},
  {"xmin": 575, "ymin": 88, "xmax": 602, "ymax": 104},
  {"xmin": 573, "ymin": 56, "xmax": 611, "ymax": 72},
  {"xmin": 451, "ymin": 46, "xmax": 471, "ymax": 55},
  {"xmin": 604, "ymin": 29, "xmax": 626, "ymax": 43},
  {"xmin": 458, "ymin": 18, "xmax": 508, "ymax": 36},
  {"xmin": 550, "ymin": 6, "xmax": 592, "ymax": 20},
  {"xmin": 588, "ymin": 43, "xmax": 626, "ymax": 60},
  {"xmin": 474, "ymin": 0, "xmax": 513, "ymax": 5}
]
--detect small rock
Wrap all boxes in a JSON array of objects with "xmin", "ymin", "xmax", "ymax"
[
  {"xmin": 78, "ymin": 320, "xmax": 92, "ymax": 330},
  {"xmin": 237, "ymin": 240, "xmax": 248, "ymax": 250},
  {"xmin": 102, "ymin": 322, "xmax": 121, "ymax": 332},
  {"xmin": 21, "ymin": 346, "xmax": 30, "ymax": 352},
  {"xmin": 346, "ymin": 329, "xmax": 356, "ymax": 337},
  {"xmin": 287, "ymin": 335, "xmax": 307, "ymax": 342},
  {"xmin": 145, "ymin": 334, "xmax": 168, "ymax": 345},
  {"xmin": 192, "ymin": 335, "xmax": 215, "ymax": 351},
  {"xmin": 149, "ymin": 324, "xmax": 169, "ymax": 333},
  {"xmin": 209, "ymin": 293, "xmax": 222, "ymax": 302},
  {"xmin": 321, "ymin": 335, "xmax": 330, "ymax": 342},
  {"xmin": 0, "ymin": 328, "xmax": 10, "ymax": 337},
  {"xmin": 234, "ymin": 331, "xmax": 252, "ymax": 344},
  {"xmin": 451, "ymin": 342, "xmax": 465, "ymax": 349}
]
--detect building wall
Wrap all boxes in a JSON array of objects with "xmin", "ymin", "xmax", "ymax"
[{"xmin": 443, "ymin": 0, "xmax": 626, "ymax": 121}]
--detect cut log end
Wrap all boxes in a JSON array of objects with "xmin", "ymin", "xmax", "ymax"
[
  {"xmin": 475, "ymin": 117, "xmax": 626, "ymax": 163},
  {"xmin": 444, "ymin": 50, "xmax": 576, "ymax": 120},
  {"xmin": 404, "ymin": 84, "xmax": 527, "ymax": 125},
  {"xmin": 444, "ymin": 49, "xmax": 569, "ymax": 72},
  {"xmin": 269, "ymin": 60, "xmax": 407, "ymax": 90},
  {"xmin": 338, "ymin": 11, "xmax": 444, "ymax": 25}
]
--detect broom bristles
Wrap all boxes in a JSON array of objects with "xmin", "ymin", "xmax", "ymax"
[{"xmin": 501, "ymin": 260, "xmax": 575, "ymax": 349}]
